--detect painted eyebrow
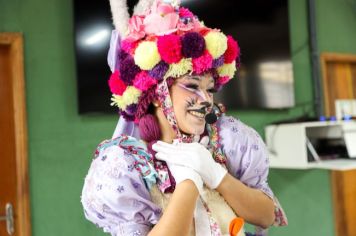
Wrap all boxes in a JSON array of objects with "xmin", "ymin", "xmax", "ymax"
[
  {"xmin": 187, "ymin": 76, "xmax": 214, "ymax": 82},
  {"xmin": 190, "ymin": 77, "xmax": 201, "ymax": 81},
  {"xmin": 183, "ymin": 76, "xmax": 215, "ymax": 86}
]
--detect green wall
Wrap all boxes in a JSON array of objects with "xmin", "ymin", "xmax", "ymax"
[{"xmin": 0, "ymin": 0, "xmax": 355, "ymax": 235}]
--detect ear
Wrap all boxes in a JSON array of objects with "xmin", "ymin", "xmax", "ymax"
[
  {"xmin": 133, "ymin": 0, "xmax": 155, "ymax": 15},
  {"xmin": 152, "ymin": 99, "xmax": 161, "ymax": 107},
  {"xmin": 109, "ymin": 0, "xmax": 155, "ymax": 37},
  {"xmin": 109, "ymin": 0, "xmax": 130, "ymax": 36}
]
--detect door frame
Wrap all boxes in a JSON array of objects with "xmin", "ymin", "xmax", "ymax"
[
  {"xmin": 320, "ymin": 52, "xmax": 356, "ymax": 236},
  {"xmin": 0, "ymin": 33, "xmax": 31, "ymax": 236},
  {"xmin": 320, "ymin": 52, "xmax": 356, "ymax": 116}
]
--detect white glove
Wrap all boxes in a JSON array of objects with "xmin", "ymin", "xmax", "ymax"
[
  {"xmin": 153, "ymin": 141, "xmax": 227, "ymax": 189},
  {"xmin": 167, "ymin": 164, "xmax": 203, "ymax": 194}
]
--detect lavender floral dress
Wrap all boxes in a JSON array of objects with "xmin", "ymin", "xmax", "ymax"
[{"xmin": 81, "ymin": 116, "xmax": 287, "ymax": 235}]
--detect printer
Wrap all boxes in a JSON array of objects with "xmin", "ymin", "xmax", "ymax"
[{"xmin": 265, "ymin": 121, "xmax": 356, "ymax": 170}]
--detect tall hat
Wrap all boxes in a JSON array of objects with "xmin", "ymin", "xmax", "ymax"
[
  {"xmin": 107, "ymin": 0, "xmax": 240, "ymax": 126},
  {"xmin": 108, "ymin": 0, "xmax": 240, "ymax": 194}
]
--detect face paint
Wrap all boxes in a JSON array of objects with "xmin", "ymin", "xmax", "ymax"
[
  {"xmin": 185, "ymin": 97, "xmax": 197, "ymax": 109},
  {"xmin": 169, "ymin": 74, "xmax": 215, "ymax": 137},
  {"xmin": 176, "ymin": 82, "xmax": 211, "ymax": 102}
]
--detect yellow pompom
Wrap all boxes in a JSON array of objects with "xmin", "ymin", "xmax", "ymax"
[
  {"xmin": 110, "ymin": 86, "xmax": 141, "ymax": 109},
  {"xmin": 204, "ymin": 31, "xmax": 227, "ymax": 59},
  {"xmin": 123, "ymin": 86, "xmax": 141, "ymax": 105},
  {"xmin": 111, "ymin": 95, "xmax": 126, "ymax": 109},
  {"xmin": 134, "ymin": 41, "xmax": 161, "ymax": 70},
  {"xmin": 217, "ymin": 63, "xmax": 236, "ymax": 79},
  {"xmin": 164, "ymin": 58, "xmax": 193, "ymax": 79}
]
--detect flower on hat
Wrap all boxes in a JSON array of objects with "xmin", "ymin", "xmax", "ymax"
[
  {"xmin": 133, "ymin": 71, "xmax": 157, "ymax": 91},
  {"xmin": 134, "ymin": 41, "xmax": 161, "ymax": 70},
  {"xmin": 217, "ymin": 62, "xmax": 236, "ymax": 79},
  {"xmin": 164, "ymin": 58, "xmax": 192, "ymax": 79},
  {"xmin": 157, "ymin": 34, "xmax": 182, "ymax": 63},
  {"xmin": 108, "ymin": 70, "xmax": 127, "ymax": 95},
  {"xmin": 153, "ymin": 0, "xmax": 176, "ymax": 15},
  {"xmin": 127, "ymin": 15, "xmax": 146, "ymax": 41},
  {"xmin": 204, "ymin": 31, "xmax": 228, "ymax": 59},
  {"xmin": 224, "ymin": 35, "xmax": 240, "ymax": 64},
  {"xmin": 144, "ymin": 14, "xmax": 179, "ymax": 36},
  {"xmin": 144, "ymin": 1, "xmax": 179, "ymax": 35}
]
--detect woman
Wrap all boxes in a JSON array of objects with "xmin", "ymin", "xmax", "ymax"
[{"xmin": 81, "ymin": 0, "xmax": 288, "ymax": 235}]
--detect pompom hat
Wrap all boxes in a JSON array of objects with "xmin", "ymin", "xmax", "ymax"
[
  {"xmin": 107, "ymin": 0, "xmax": 240, "ymax": 196},
  {"xmin": 107, "ymin": 0, "xmax": 240, "ymax": 122}
]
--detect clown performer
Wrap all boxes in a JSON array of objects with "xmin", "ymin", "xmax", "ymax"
[{"xmin": 81, "ymin": 0, "xmax": 288, "ymax": 235}]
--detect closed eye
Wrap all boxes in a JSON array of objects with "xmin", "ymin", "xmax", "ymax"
[
  {"xmin": 207, "ymin": 88, "xmax": 218, "ymax": 94},
  {"xmin": 185, "ymin": 83, "xmax": 199, "ymax": 90}
]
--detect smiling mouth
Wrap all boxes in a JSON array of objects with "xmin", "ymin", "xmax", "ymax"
[
  {"xmin": 187, "ymin": 107, "xmax": 206, "ymax": 119},
  {"xmin": 188, "ymin": 110, "xmax": 205, "ymax": 119}
]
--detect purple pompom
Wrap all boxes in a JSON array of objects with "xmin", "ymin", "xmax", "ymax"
[
  {"xmin": 149, "ymin": 61, "xmax": 169, "ymax": 81},
  {"xmin": 118, "ymin": 50, "xmax": 129, "ymax": 61},
  {"xmin": 212, "ymin": 55, "xmax": 224, "ymax": 68},
  {"xmin": 139, "ymin": 114, "xmax": 161, "ymax": 142},
  {"xmin": 126, "ymin": 104, "xmax": 137, "ymax": 115},
  {"xmin": 119, "ymin": 54, "xmax": 141, "ymax": 85},
  {"xmin": 181, "ymin": 32, "xmax": 205, "ymax": 58},
  {"xmin": 120, "ymin": 110, "xmax": 135, "ymax": 121}
]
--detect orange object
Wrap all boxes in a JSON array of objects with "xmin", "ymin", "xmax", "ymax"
[{"xmin": 229, "ymin": 217, "xmax": 244, "ymax": 236}]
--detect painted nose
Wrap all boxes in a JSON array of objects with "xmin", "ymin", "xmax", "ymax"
[
  {"xmin": 199, "ymin": 101, "xmax": 212, "ymax": 112},
  {"xmin": 195, "ymin": 90, "xmax": 212, "ymax": 103}
]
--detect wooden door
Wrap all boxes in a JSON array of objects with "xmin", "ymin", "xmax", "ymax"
[
  {"xmin": 0, "ymin": 33, "xmax": 31, "ymax": 236},
  {"xmin": 332, "ymin": 170, "xmax": 356, "ymax": 236},
  {"xmin": 321, "ymin": 53, "xmax": 356, "ymax": 116},
  {"xmin": 321, "ymin": 53, "xmax": 356, "ymax": 236}
]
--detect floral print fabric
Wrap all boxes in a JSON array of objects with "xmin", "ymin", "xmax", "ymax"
[{"xmin": 81, "ymin": 115, "xmax": 287, "ymax": 235}]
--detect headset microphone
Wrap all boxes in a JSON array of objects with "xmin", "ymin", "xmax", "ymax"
[{"xmin": 205, "ymin": 105, "xmax": 221, "ymax": 124}]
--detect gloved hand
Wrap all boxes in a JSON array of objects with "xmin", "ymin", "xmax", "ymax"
[
  {"xmin": 153, "ymin": 141, "xmax": 227, "ymax": 189},
  {"xmin": 168, "ymin": 164, "xmax": 203, "ymax": 194}
]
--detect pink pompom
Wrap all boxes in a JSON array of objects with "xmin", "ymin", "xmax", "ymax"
[
  {"xmin": 218, "ymin": 76, "xmax": 230, "ymax": 85},
  {"xmin": 179, "ymin": 7, "xmax": 194, "ymax": 18},
  {"xmin": 133, "ymin": 71, "xmax": 157, "ymax": 91},
  {"xmin": 192, "ymin": 51, "xmax": 213, "ymax": 74},
  {"xmin": 139, "ymin": 114, "xmax": 161, "ymax": 143},
  {"xmin": 224, "ymin": 36, "xmax": 240, "ymax": 64},
  {"xmin": 121, "ymin": 39, "xmax": 138, "ymax": 54},
  {"xmin": 157, "ymin": 34, "xmax": 182, "ymax": 64},
  {"xmin": 108, "ymin": 71, "xmax": 127, "ymax": 95}
]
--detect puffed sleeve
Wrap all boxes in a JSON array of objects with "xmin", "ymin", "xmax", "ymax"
[
  {"xmin": 81, "ymin": 143, "xmax": 162, "ymax": 235},
  {"xmin": 218, "ymin": 115, "xmax": 288, "ymax": 227}
]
